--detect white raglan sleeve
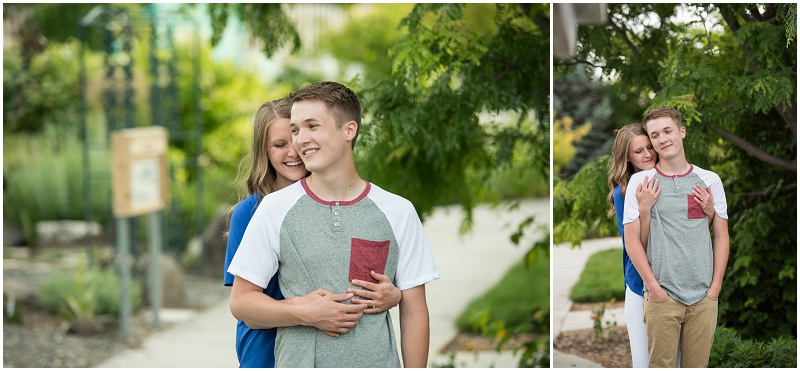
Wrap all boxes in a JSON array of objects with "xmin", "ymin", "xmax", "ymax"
[
  {"xmin": 622, "ymin": 171, "xmax": 647, "ymax": 225},
  {"xmin": 392, "ymin": 202, "xmax": 439, "ymax": 290},
  {"xmin": 227, "ymin": 196, "xmax": 283, "ymax": 289},
  {"xmin": 700, "ymin": 170, "xmax": 728, "ymax": 220}
]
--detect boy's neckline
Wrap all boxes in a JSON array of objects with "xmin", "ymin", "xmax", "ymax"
[
  {"xmin": 655, "ymin": 163, "xmax": 693, "ymax": 178},
  {"xmin": 301, "ymin": 177, "xmax": 371, "ymax": 206}
]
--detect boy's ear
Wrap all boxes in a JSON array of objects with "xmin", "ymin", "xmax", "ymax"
[
  {"xmin": 343, "ymin": 120, "xmax": 358, "ymax": 142},
  {"xmin": 680, "ymin": 125, "xmax": 686, "ymax": 138}
]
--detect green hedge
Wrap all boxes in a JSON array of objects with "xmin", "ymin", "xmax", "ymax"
[{"xmin": 709, "ymin": 326, "xmax": 796, "ymax": 368}]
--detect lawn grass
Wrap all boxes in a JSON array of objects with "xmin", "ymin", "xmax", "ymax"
[
  {"xmin": 569, "ymin": 247, "xmax": 625, "ymax": 303},
  {"xmin": 455, "ymin": 248, "xmax": 549, "ymax": 334}
]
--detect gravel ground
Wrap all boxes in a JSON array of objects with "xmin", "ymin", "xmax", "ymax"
[{"xmin": 3, "ymin": 247, "xmax": 230, "ymax": 368}]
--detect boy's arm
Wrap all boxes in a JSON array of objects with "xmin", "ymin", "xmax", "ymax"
[
  {"xmin": 707, "ymin": 216, "xmax": 729, "ymax": 299},
  {"xmin": 624, "ymin": 220, "xmax": 668, "ymax": 301},
  {"xmin": 399, "ymin": 285, "xmax": 430, "ymax": 368},
  {"xmin": 230, "ymin": 276, "xmax": 366, "ymax": 336}
]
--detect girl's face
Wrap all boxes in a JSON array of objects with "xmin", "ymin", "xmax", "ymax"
[
  {"xmin": 628, "ymin": 134, "xmax": 657, "ymax": 172},
  {"xmin": 267, "ymin": 117, "xmax": 307, "ymax": 188}
]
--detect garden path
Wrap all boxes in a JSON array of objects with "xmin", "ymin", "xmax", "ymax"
[{"xmin": 552, "ymin": 237, "xmax": 625, "ymax": 368}]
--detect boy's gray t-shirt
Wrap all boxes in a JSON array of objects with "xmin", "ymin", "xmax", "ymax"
[
  {"xmin": 228, "ymin": 178, "xmax": 439, "ymax": 367},
  {"xmin": 623, "ymin": 165, "xmax": 728, "ymax": 305}
]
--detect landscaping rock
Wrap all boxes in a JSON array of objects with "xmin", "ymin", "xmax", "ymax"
[
  {"xmin": 139, "ymin": 254, "xmax": 185, "ymax": 308},
  {"xmin": 36, "ymin": 220, "xmax": 102, "ymax": 247}
]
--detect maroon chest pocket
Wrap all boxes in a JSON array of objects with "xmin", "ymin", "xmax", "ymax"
[
  {"xmin": 687, "ymin": 195, "xmax": 706, "ymax": 219},
  {"xmin": 349, "ymin": 238, "xmax": 390, "ymax": 284}
]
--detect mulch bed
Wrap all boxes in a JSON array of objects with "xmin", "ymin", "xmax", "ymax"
[{"xmin": 554, "ymin": 325, "xmax": 633, "ymax": 368}]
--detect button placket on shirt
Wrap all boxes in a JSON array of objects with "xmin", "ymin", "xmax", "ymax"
[{"xmin": 332, "ymin": 201, "xmax": 341, "ymax": 231}]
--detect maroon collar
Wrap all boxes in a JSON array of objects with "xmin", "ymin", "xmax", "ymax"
[
  {"xmin": 301, "ymin": 177, "xmax": 371, "ymax": 206},
  {"xmin": 655, "ymin": 164, "xmax": 693, "ymax": 178}
]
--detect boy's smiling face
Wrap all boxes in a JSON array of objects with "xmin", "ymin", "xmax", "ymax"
[{"xmin": 290, "ymin": 100, "xmax": 351, "ymax": 173}]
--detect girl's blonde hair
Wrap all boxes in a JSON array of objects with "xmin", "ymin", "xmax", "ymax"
[
  {"xmin": 241, "ymin": 98, "xmax": 294, "ymax": 200},
  {"xmin": 606, "ymin": 123, "xmax": 654, "ymax": 218}
]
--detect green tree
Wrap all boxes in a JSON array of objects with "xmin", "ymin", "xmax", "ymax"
[
  {"xmin": 202, "ymin": 3, "xmax": 300, "ymax": 58},
  {"xmin": 553, "ymin": 69, "xmax": 616, "ymax": 178},
  {"xmin": 555, "ymin": 3, "xmax": 796, "ymax": 340},
  {"xmin": 317, "ymin": 4, "xmax": 415, "ymax": 80},
  {"xmin": 359, "ymin": 4, "xmax": 549, "ymax": 222}
]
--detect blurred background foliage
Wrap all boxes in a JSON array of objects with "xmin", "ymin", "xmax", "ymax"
[{"xmin": 554, "ymin": 3, "xmax": 796, "ymax": 343}]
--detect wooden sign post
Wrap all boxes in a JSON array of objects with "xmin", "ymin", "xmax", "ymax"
[{"xmin": 110, "ymin": 126, "xmax": 169, "ymax": 340}]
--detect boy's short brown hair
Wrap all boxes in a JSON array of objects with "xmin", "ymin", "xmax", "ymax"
[{"xmin": 643, "ymin": 106, "xmax": 682, "ymax": 131}]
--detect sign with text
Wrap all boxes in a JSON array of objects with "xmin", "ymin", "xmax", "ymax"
[{"xmin": 111, "ymin": 126, "xmax": 169, "ymax": 217}]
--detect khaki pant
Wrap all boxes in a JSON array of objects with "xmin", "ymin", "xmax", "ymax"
[{"xmin": 643, "ymin": 292, "xmax": 718, "ymax": 368}]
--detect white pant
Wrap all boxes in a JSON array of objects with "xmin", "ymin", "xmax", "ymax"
[
  {"xmin": 625, "ymin": 286, "xmax": 650, "ymax": 368},
  {"xmin": 625, "ymin": 285, "xmax": 682, "ymax": 368}
]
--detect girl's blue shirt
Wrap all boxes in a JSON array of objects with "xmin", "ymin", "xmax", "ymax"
[
  {"xmin": 614, "ymin": 185, "xmax": 644, "ymax": 296},
  {"xmin": 224, "ymin": 194, "xmax": 283, "ymax": 368}
]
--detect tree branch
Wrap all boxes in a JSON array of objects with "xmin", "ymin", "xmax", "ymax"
[
  {"xmin": 608, "ymin": 17, "xmax": 640, "ymax": 56},
  {"xmin": 719, "ymin": 6, "xmax": 741, "ymax": 33},
  {"xmin": 760, "ymin": 4, "xmax": 777, "ymax": 21},
  {"xmin": 776, "ymin": 99, "xmax": 797, "ymax": 138},
  {"xmin": 747, "ymin": 5, "xmax": 763, "ymax": 21},
  {"xmin": 608, "ymin": 15, "xmax": 662, "ymax": 91},
  {"xmin": 554, "ymin": 58, "xmax": 605, "ymax": 70},
  {"xmin": 494, "ymin": 63, "xmax": 519, "ymax": 83},
  {"xmin": 715, "ymin": 127, "xmax": 797, "ymax": 172},
  {"xmin": 738, "ymin": 183, "xmax": 797, "ymax": 197}
]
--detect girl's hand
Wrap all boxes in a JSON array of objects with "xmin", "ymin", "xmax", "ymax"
[
  {"xmin": 637, "ymin": 176, "xmax": 661, "ymax": 213},
  {"xmin": 692, "ymin": 184, "xmax": 715, "ymax": 217}
]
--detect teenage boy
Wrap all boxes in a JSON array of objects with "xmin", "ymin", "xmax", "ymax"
[
  {"xmin": 622, "ymin": 106, "xmax": 729, "ymax": 368},
  {"xmin": 228, "ymin": 81, "xmax": 439, "ymax": 368}
]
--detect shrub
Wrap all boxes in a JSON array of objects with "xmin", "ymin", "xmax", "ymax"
[
  {"xmin": 709, "ymin": 326, "xmax": 797, "ymax": 368},
  {"xmin": 38, "ymin": 267, "xmax": 143, "ymax": 320},
  {"xmin": 3, "ymin": 128, "xmax": 112, "ymax": 242}
]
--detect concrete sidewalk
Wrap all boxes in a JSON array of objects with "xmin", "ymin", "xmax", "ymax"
[
  {"xmin": 97, "ymin": 199, "xmax": 549, "ymax": 368},
  {"xmin": 552, "ymin": 237, "xmax": 625, "ymax": 368}
]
